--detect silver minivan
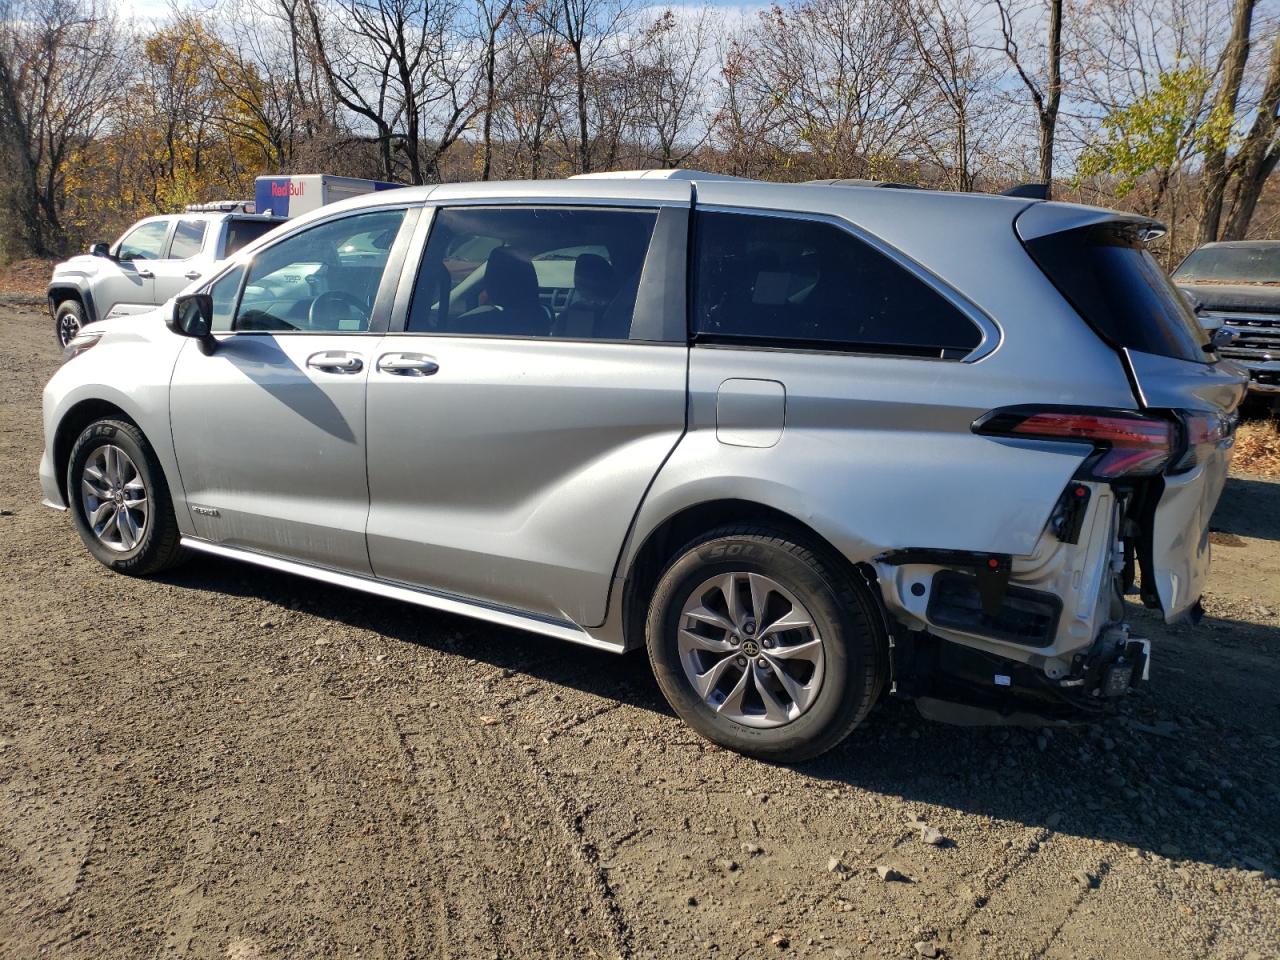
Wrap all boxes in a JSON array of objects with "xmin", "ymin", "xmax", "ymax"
[{"xmin": 39, "ymin": 173, "xmax": 1245, "ymax": 760}]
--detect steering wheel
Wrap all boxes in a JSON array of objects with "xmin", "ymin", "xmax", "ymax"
[{"xmin": 308, "ymin": 290, "xmax": 370, "ymax": 331}]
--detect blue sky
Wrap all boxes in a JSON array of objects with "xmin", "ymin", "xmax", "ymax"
[{"xmin": 118, "ymin": 0, "xmax": 770, "ymax": 23}]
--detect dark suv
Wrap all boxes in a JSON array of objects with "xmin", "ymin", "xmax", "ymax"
[{"xmin": 1174, "ymin": 240, "xmax": 1280, "ymax": 399}]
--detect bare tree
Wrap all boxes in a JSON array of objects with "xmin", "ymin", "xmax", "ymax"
[
  {"xmin": 717, "ymin": 0, "xmax": 928, "ymax": 181},
  {"xmin": 1219, "ymin": 20, "xmax": 1280, "ymax": 240},
  {"xmin": 0, "ymin": 0, "xmax": 121, "ymax": 254},
  {"xmin": 907, "ymin": 0, "xmax": 1004, "ymax": 190},
  {"xmin": 302, "ymin": 0, "xmax": 480, "ymax": 183},
  {"xmin": 1069, "ymin": 0, "xmax": 1229, "ymax": 110},
  {"xmin": 1197, "ymin": 0, "xmax": 1258, "ymax": 243},
  {"xmin": 628, "ymin": 7, "xmax": 716, "ymax": 169},
  {"xmin": 1068, "ymin": 0, "xmax": 1230, "ymax": 227},
  {"xmin": 712, "ymin": 30, "xmax": 785, "ymax": 178},
  {"xmin": 198, "ymin": 0, "xmax": 345, "ymax": 171},
  {"xmin": 476, "ymin": 0, "xmax": 513, "ymax": 179},
  {"xmin": 536, "ymin": 0, "xmax": 634, "ymax": 173},
  {"xmin": 993, "ymin": 0, "xmax": 1064, "ymax": 196},
  {"xmin": 273, "ymin": 0, "xmax": 342, "ymax": 143},
  {"xmin": 493, "ymin": 2, "xmax": 569, "ymax": 178}
]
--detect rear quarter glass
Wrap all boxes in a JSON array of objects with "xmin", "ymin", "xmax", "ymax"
[{"xmin": 1023, "ymin": 222, "xmax": 1210, "ymax": 364}]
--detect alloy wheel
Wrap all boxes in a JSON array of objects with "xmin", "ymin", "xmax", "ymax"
[
  {"xmin": 677, "ymin": 571, "xmax": 826, "ymax": 728},
  {"xmin": 80, "ymin": 444, "xmax": 149, "ymax": 552},
  {"xmin": 58, "ymin": 312, "xmax": 81, "ymax": 347}
]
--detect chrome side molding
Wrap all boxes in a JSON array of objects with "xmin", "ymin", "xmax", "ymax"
[{"xmin": 179, "ymin": 537, "xmax": 625, "ymax": 653}]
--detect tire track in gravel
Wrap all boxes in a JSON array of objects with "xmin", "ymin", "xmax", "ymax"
[
  {"xmin": 947, "ymin": 824, "xmax": 1106, "ymax": 960},
  {"xmin": 388, "ymin": 679, "xmax": 630, "ymax": 960}
]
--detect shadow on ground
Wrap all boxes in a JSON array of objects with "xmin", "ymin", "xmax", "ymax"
[
  {"xmin": 1212, "ymin": 475, "xmax": 1280, "ymax": 541},
  {"xmin": 161, "ymin": 555, "xmax": 1280, "ymax": 880}
]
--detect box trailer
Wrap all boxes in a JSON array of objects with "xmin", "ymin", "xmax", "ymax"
[{"xmin": 254, "ymin": 175, "xmax": 401, "ymax": 219}]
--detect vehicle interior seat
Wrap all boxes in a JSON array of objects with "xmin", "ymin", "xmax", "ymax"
[
  {"xmin": 555, "ymin": 253, "xmax": 618, "ymax": 338},
  {"xmin": 456, "ymin": 246, "xmax": 551, "ymax": 336}
]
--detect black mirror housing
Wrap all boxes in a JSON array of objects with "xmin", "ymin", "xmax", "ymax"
[
  {"xmin": 169, "ymin": 293, "xmax": 216, "ymax": 352},
  {"xmin": 88, "ymin": 242, "xmax": 112, "ymax": 258}
]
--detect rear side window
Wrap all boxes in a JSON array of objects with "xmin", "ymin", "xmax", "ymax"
[
  {"xmin": 692, "ymin": 211, "xmax": 982, "ymax": 358},
  {"xmin": 169, "ymin": 220, "xmax": 207, "ymax": 259},
  {"xmin": 224, "ymin": 219, "xmax": 280, "ymax": 257},
  {"xmin": 1024, "ymin": 223, "xmax": 1209, "ymax": 363},
  {"xmin": 409, "ymin": 206, "xmax": 658, "ymax": 340}
]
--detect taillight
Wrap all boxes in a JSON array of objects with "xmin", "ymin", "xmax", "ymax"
[
  {"xmin": 973, "ymin": 406, "xmax": 1175, "ymax": 479},
  {"xmin": 1171, "ymin": 410, "xmax": 1235, "ymax": 472}
]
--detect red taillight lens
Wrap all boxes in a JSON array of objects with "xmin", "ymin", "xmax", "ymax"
[
  {"xmin": 1172, "ymin": 411, "xmax": 1234, "ymax": 472},
  {"xmin": 974, "ymin": 407, "xmax": 1175, "ymax": 479}
]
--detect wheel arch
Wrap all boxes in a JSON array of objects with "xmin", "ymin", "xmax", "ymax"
[
  {"xmin": 620, "ymin": 497, "xmax": 890, "ymax": 651},
  {"xmin": 52, "ymin": 399, "xmax": 140, "ymax": 506},
  {"xmin": 48, "ymin": 283, "xmax": 96, "ymax": 325}
]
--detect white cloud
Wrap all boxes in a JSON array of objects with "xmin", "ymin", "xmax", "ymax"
[{"xmin": 111, "ymin": 0, "xmax": 173, "ymax": 23}]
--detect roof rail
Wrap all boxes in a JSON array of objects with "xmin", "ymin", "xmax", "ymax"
[
  {"xmin": 569, "ymin": 169, "xmax": 749, "ymax": 182},
  {"xmin": 805, "ymin": 178, "xmax": 921, "ymax": 189},
  {"xmin": 184, "ymin": 200, "xmax": 257, "ymax": 214}
]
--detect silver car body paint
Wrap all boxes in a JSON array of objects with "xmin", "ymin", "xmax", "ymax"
[
  {"xmin": 170, "ymin": 332, "xmax": 381, "ymax": 573},
  {"xmin": 40, "ymin": 175, "xmax": 1244, "ymax": 676}
]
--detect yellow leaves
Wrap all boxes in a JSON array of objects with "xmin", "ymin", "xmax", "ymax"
[
  {"xmin": 1077, "ymin": 66, "xmax": 1218, "ymax": 195},
  {"xmin": 65, "ymin": 12, "xmax": 265, "ymax": 222}
]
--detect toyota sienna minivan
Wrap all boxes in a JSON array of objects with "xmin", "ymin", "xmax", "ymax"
[{"xmin": 40, "ymin": 171, "xmax": 1245, "ymax": 761}]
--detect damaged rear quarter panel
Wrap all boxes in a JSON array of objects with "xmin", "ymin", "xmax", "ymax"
[{"xmin": 629, "ymin": 348, "xmax": 1103, "ymax": 572}]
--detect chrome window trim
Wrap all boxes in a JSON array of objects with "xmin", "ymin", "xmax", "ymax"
[
  {"xmin": 424, "ymin": 194, "xmax": 687, "ymax": 210},
  {"xmin": 388, "ymin": 202, "xmax": 681, "ymax": 341},
  {"xmin": 202, "ymin": 203, "xmax": 421, "ymax": 337},
  {"xmin": 693, "ymin": 204, "xmax": 1002, "ymax": 362}
]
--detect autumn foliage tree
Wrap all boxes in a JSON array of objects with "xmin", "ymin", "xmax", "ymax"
[{"xmin": 3, "ymin": 0, "xmax": 1280, "ymax": 259}]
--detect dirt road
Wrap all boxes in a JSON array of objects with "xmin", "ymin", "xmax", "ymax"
[{"xmin": 1, "ymin": 303, "xmax": 1277, "ymax": 960}]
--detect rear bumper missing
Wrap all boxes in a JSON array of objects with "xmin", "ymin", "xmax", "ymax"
[{"xmin": 892, "ymin": 624, "xmax": 1149, "ymax": 726}]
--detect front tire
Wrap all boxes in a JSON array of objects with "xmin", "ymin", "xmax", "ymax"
[
  {"xmin": 646, "ymin": 526, "xmax": 886, "ymax": 762},
  {"xmin": 55, "ymin": 299, "xmax": 86, "ymax": 348},
  {"xmin": 67, "ymin": 418, "xmax": 184, "ymax": 575}
]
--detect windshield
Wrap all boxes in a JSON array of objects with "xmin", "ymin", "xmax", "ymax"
[{"xmin": 1174, "ymin": 244, "xmax": 1280, "ymax": 284}]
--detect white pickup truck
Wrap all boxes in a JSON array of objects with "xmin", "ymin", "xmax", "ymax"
[{"xmin": 47, "ymin": 206, "xmax": 284, "ymax": 346}]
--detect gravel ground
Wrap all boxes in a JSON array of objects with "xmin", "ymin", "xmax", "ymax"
[{"xmin": 1, "ymin": 303, "xmax": 1278, "ymax": 960}]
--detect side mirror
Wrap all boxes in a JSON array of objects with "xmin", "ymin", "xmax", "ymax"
[
  {"xmin": 1211, "ymin": 326, "xmax": 1238, "ymax": 350},
  {"xmin": 169, "ymin": 293, "xmax": 217, "ymax": 353},
  {"xmin": 88, "ymin": 242, "xmax": 112, "ymax": 259}
]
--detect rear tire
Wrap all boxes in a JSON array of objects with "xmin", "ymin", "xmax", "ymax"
[
  {"xmin": 66, "ymin": 418, "xmax": 184, "ymax": 575},
  {"xmin": 55, "ymin": 299, "xmax": 85, "ymax": 348},
  {"xmin": 645, "ymin": 525, "xmax": 886, "ymax": 762}
]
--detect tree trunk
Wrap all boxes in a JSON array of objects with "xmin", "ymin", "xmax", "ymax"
[
  {"xmin": 1040, "ymin": 0, "xmax": 1062, "ymax": 199},
  {"xmin": 1198, "ymin": 0, "xmax": 1257, "ymax": 245},
  {"xmin": 1222, "ymin": 28, "xmax": 1280, "ymax": 240},
  {"xmin": 481, "ymin": 21, "xmax": 498, "ymax": 180},
  {"xmin": 574, "ymin": 46, "xmax": 590, "ymax": 173}
]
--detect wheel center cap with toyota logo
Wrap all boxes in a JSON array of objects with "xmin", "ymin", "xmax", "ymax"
[{"xmin": 741, "ymin": 639, "xmax": 760, "ymax": 657}]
